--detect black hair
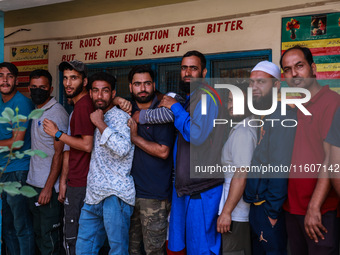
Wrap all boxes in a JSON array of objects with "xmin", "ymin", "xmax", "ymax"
[
  {"xmin": 29, "ymin": 69, "xmax": 52, "ymax": 86},
  {"xmin": 0, "ymin": 62, "xmax": 18, "ymax": 77},
  {"xmin": 182, "ymin": 50, "xmax": 207, "ymax": 70},
  {"xmin": 128, "ymin": 65, "xmax": 155, "ymax": 84},
  {"xmin": 280, "ymin": 45, "xmax": 314, "ymax": 69},
  {"xmin": 88, "ymin": 72, "xmax": 116, "ymax": 90}
]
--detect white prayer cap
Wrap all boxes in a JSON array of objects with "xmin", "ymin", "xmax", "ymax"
[{"xmin": 251, "ymin": 61, "xmax": 281, "ymax": 80}]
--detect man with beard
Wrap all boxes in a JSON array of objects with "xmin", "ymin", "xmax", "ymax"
[
  {"xmin": 43, "ymin": 60, "xmax": 94, "ymax": 255},
  {"xmin": 243, "ymin": 61, "xmax": 297, "ymax": 255},
  {"xmin": 26, "ymin": 69, "xmax": 69, "ymax": 255},
  {"xmin": 127, "ymin": 65, "xmax": 174, "ymax": 255},
  {"xmin": 159, "ymin": 51, "xmax": 225, "ymax": 254},
  {"xmin": 76, "ymin": 72, "xmax": 135, "ymax": 255},
  {"xmin": 217, "ymin": 81, "xmax": 256, "ymax": 255},
  {"xmin": 0, "ymin": 62, "xmax": 35, "ymax": 255},
  {"xmin": 281, "ymin": 46, "xmax": 340, "ymax": 255}
]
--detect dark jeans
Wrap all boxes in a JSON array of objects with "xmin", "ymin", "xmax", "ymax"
[
  {"xmin": 63, "ymin": 185, "xmax": 86, "ymax": 255},
  {"xmin": 1, "ymin": 171, "xmax": 35, "ymax": 255},
  {"xmin": 286, "ymin": 210, "xmax": 339, "ymax": 255},
  {"xmin": 28, "ymin": 186, "xmax": 61, "ymax": 255}
]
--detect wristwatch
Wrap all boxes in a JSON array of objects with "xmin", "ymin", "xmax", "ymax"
[{"xmin": 55, "ymin": 130, "xmax": 64, "ymax": 141}]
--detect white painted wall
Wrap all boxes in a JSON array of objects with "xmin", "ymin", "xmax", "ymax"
[{"xmin": 3, "ymin": 0, "xmax": 340, "ymax": 98}]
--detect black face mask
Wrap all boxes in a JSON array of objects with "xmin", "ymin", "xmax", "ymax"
[{"xmin": 30, "ymin": 88, "xmax": 50, "ymax": 105}]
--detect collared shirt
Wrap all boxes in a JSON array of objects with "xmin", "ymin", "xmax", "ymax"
[
  {"xmin": 131, "ymin": 96, "xmax": 174, "ymax": 200},
  {"xmin": 27, "ymin": 97, "xmax": 69, "ymax": 191},
  {"xmin": 85, "ymin": 106, "xmax": 135, "ymax": 206}
]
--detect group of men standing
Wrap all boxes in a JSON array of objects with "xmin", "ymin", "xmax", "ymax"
[
  {"xmin": 0, "ymin": 45, "xmax": 339, "ymax": 255},
  {"xmin": 217, "ymin": 46, "xmax": 340, "ymax": 255},
  {"xmin": 0, "ymin": 58, "xmax": 175, "ymax": 255}
]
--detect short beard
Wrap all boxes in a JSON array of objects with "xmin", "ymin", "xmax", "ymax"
[
  {"xmin": 65, "ymin": 83, "xmax": 84, "ymax": 98},
  {"xmin": 132, "ymin": 91, "xmax": 155, "ymax": 104},
  {"xmin": 180, "ymin": 73, "xmax": 203, "ymax": 94},
  {"xmin": 0, "ymin": 84, "xmax": 16, "ymax": 96},
  {"xmin": 252, "ymin": 92, "xmax": 274, "ymax": 111},
  {"xmin": 179, "ymin": 80, "xmax": 190, "ymax": 94},
  {"xmin": 230, "ymin": 114, "xmax": 245, "ymax": 122},
  {"xmin": 94, "ymin": 100, "xmax": 110, "ymax": 111}
]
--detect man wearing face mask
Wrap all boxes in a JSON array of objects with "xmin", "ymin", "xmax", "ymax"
[{"xmin": 27, "ymin": 69, "xmax": 69, "ymax": 255}]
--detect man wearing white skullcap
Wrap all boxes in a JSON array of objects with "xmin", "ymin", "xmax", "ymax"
[
  {"xmin": 244, "ymin": 60, "xmax": 297, "ymax": 255},
  {"xmin": 251, "ymin": 60, "xmax": 281, "ymax": 80}
]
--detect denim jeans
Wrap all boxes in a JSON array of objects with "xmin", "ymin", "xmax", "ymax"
[
  {"xmin": 1, "ymin": 170, "xmax": 35, "ymax": 255},
  {"xmin": 76, "ymin": 195, "xmax": 133, "ymax": 255}
]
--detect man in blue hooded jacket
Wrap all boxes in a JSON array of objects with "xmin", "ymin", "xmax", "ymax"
[{"xmin": 244, "ymin": 61, "xmax": 297, "ymax": 255}]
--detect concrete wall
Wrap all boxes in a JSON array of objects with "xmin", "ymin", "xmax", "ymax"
[{"xmin": 3, "ymin": 0, "xmax": 340, "ymax": 98}]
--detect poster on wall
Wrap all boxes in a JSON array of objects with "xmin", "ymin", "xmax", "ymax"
[
  {"xmin": 0, "ymin": 11, "xmax": 4, "ymax": 63},
  {"xmin": 9, "ymin": 44, "xmax": 49, "ymax": 92},
  {"xmin": 282, "ymin": 12, "xmax": 340, "ymax": 93}
]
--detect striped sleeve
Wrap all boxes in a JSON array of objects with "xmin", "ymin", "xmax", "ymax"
[{"xmin": 139, "ymin": 107, "xmax": 175, "ymax": 124}]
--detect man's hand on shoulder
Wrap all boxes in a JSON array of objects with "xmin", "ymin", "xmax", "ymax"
[
  {"xmin": 114, "ymin": 97, "xmax": 132, "ymax": 115},
  {"xmin": 127, "ymin": 118, "xmax": 138, "ymax": 141},
  {"xmin": 159, "ymin": 95, "xmax": 177, "ymax": 109}
]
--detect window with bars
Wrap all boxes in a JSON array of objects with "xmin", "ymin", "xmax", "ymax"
[
  {"xmin": 88, "ymin": 66, "xmax": 133, "ymax": 99},
  {"xmin": 59, "ymin": 50, "xmax": 271, "ymax": 110},
  {"xmin": 211, "ymin": 56, "xmax": 269, "ymax": 78},
  {"xmin": 210, "ymin": 54, "xmax": 270, "ymax": 109},
  {"xmin": 157, "ymin": 62, "xmax": 184, "ymax": 98}
]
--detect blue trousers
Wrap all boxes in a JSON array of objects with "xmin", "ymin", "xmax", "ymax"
[
  {"xmin": 249, "ymin": 203, "xmax": 287, "ymax": 255},
  {"xmin": 168, "ymin": 185, "xmax": 222, "ymax": 255},
  {"xmin": 1, "ymin": 171, "xmax": 35, "ymax": 255},
  {"xmin": 76, "ymin": 195, "xmax": 133, "ymax": 255}
]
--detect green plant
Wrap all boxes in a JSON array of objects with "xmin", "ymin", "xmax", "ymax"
[{"xmin": 0, "ymin": 107, "xmax": 47, "ymax": 197}]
